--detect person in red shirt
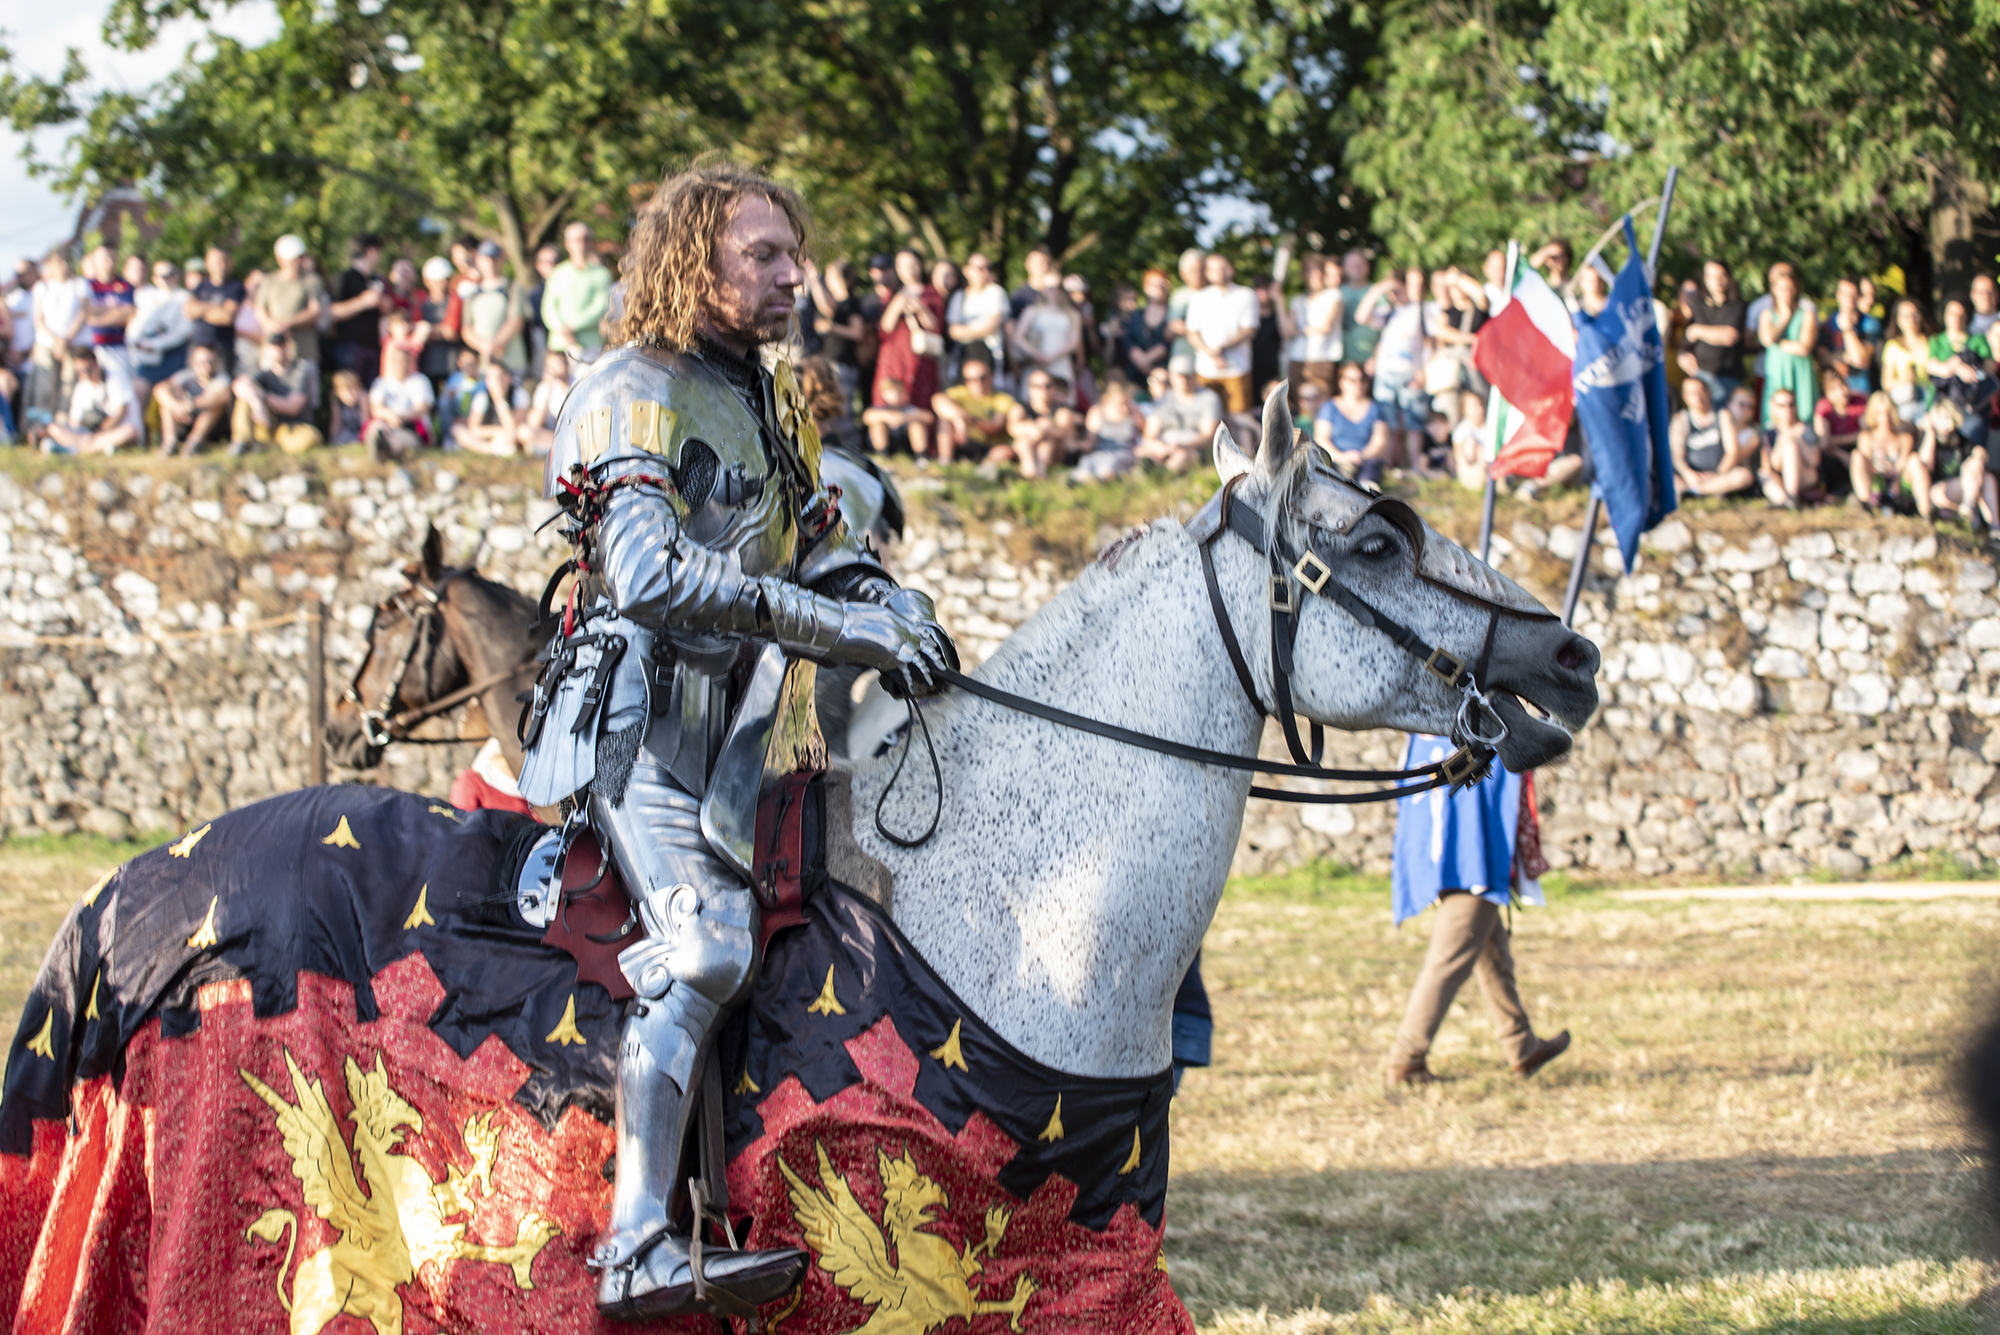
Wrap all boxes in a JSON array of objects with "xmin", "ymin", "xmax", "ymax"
[{"xmin": 1813, "ymin": 369, "xmax": 1865, "ymax": 491}]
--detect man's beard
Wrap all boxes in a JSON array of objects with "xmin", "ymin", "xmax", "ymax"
[{"xmin": 705, "ymin": 298, "xmax": 790, "ymax": 349}]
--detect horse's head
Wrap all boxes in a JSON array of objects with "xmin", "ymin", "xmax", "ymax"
[
  {"xmin": 1211, "ymin": 385, "xmax": 1598, "ymax": 771},
  {"xmin": 326, "ymin": 525, "xmax": 470, "ymax": 769}
]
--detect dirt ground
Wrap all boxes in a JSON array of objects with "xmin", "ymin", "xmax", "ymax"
[{"xmin": 2, "ymin": 841, "xmax": 1991, "ymax": 1332}]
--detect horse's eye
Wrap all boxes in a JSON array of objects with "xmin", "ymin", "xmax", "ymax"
[{"xmin": 1357, "ymin": 535, "xmax": 1393, "ymax": 559}]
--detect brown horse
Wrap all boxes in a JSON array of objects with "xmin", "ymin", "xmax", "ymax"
[{"xmin": 327, "ymin": 525, "xmax": 547, "ymax": 774}]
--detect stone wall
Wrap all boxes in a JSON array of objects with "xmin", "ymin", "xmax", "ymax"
[{"xmin": 2, "ymin": 458, "xmax": 1993, "ymax": 885}]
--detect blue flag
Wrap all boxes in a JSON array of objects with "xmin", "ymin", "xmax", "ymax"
[{"xmin": 1572, "ymin": 217, "xmax": 1676, "ymax": 572}]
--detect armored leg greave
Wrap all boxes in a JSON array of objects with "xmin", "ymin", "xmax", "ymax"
[{"xmin": 588, "ymin": 760, "xmax": 803, "ymax": 1318}]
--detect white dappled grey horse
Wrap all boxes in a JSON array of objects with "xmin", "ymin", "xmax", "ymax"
[{"xmin": 843, "ymin": 388, "xmax": 1601, "ymax": 1079}]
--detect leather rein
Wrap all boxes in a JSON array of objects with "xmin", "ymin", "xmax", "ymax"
[
  {"xmin": 876, "ymin": 479, "xmax": 1513, "ymax": 848},
  {"xmin": 343, "ymin": 570, "xmax": 538, "ymax": 749}
]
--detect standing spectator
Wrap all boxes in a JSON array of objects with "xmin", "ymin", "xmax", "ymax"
[
  {"xmin": 1355, "ymin": 266, "xmax": 1430, "ymax": 465},
  {"xmin": 461, "ymin": 241, "xmax": 527, "ymax": 377},
  {"xmin": 1063, "ymin": 273, "xmax": 1103, "ymax": 404},
  {"xmin": 450, "ymin": 362, "xmax": 529, "ymax": 456},
  {"xmin": 254, "ymin": 235, "xmax": 326, "ymax": 371},
  {"xmin": 1972, "ymin": 274, "xmax": 1999, "ymax": 341},
  {"xmin": 1669, "ymin": 376, "xmax": 1756, "ymax": 498},
  {"xmin": 1184, "ymin": 253, "xmax": 1258, "ymax": 418},
  {"xmin": 946, "ymin": 254, "xmax": 1009, "ymax": 389},
  {"xmin": 329, "ymin": 234, "xmax": 386, "ymax": 387},
  {"xmin": 1008, "ymin": 284, "xmax": 1082, "ymax": 402},
  {"xmin": 1528, "ymin": 238, "xmax": 1574, "ymax": 290},
  {"xmin": 1758, "ymin": 262, "xmax": 1819, "ymax": 426},
  {"xmin": 381, "ymin": 256, "xmax": 423, "ymax": 330},
  {"xmin": 1136, "ymin": 355, "xmax": 1220, "ymax": 475},
  {"xmin": 230, "ymin": 334, "xmax": 322, "ymax": 454},
  {"xmin": 1760, "ymin": 387, "xmax": 1821, "ymax": 508},
  {"xmin": 153, "ymin": 343, "xmax": 233, "ymax": 456},
  {"xmin": 518, "ymin": 349, "xmax": 572, "ymax": 456},
  {"xmin": 449, "ymin": 236, "xmax": 481, "ymax": 296},
  {"xmin": 5, "ymin": 258, "xmax": 35, "ymax": 377},
  {"xmin": 1102, "ymin": 282, "xmax": 1137, "ymax": 386},
  {"xmin": 1009, "ymin": 246, "xmax": 1056, "ymax": 319},
  {"xmin": 366, "ymin": 342, "xmax": 436, "ymax": 458},
  {"xmin": 1248, "ymin": 274, "xmax": 1287, "ymax": 398},
  {"xmin": 810, "ymin": 259, "xmax": 868, "ymax": 406},
  {"xmin": 1165, "ymin": 248, "xmax": 1205, "ymax": 364},
  {"xmin": 859, "ymin": 254, "xmax": 893, "ymax": 393},
  {"xmin": 543, "ymin": 221, "xmax": 612, "ymax": 364},
  {"xmin": 1072, "ymin": 377, "xmax": 1145, "ymax": 482},
  {"xmin": 930, "ymin": 351, "xmax": 1018, "ymax": 463},
  {"xmin": 1428, "ymin": 267, "xmax": 1488, "ymax": 417},
  {"xmin": 1122, "ymin": 269, "xmax": 1172, "ymax": 391},
  {"xmin": 1817, "ymin": 277, "xmax": 1879, "ymax": 395},
  {"xmin": 1001, "ymin": 368, "xmax": 1080, "ymax": 478},
  {"xmin": 130, "ymin": 257, "xmax": 193, "ymax": 400},
  {"xmin": 874, "ymin": 248, "xmax": 945, "ymax": 414},
  {"xmin": 523, "ymin": 243, "xmax": 559, "ymax": 382},
  {"xmin": 185, "ymin": 246, "xmax": 245, "ymax": 376},
  {"xmin": 1291, "ymin": 255, "xmax": 1343, "ymax": 392},
  {"xmin": 1336, "ymin": 248, "xmax": 1379, "ymax": 371},
  {"xmin": 1313, "ymin": 362, "xmax": 1394, "ymax": 484},
  {"xmin": 1679, "ymin": 259, "xmax": 1747, "ymax": 407},
  {"xmin": 1384, "ymin": 737, "xmax": 1567, "ymax": 1087},
  {"xmin": 1922, "ymin": 397, "xmax": 1993, "ymax": 532},
  {"xmin": 38, "ymin": 352, "xmax": 139, "ymax": 455},
  {"xmin": 1881, "ymin": 299, "xmax": 1933, "ymax": 424},
  {"xmin": 930, "ymin": 259, "xmax": 962, "ymax": 379},
  {"xmin": 415, "ymin": 257, "xmax": 464, "ymax": 390},
  {"xmin": 80, "ymin": 246, "xmax": 138, "ymax": 434},
  {"xmin": 1852, "ymin": 391, "xmax": 1927, "ymax": 516},
  {"xmin": 232, "ymin": 269, "xmax": 267, "ymax": 375}
]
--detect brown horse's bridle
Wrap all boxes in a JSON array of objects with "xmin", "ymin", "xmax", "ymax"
[{"xmin": 343, "ymin": 570, "xmax": 536, "ymax": 749}]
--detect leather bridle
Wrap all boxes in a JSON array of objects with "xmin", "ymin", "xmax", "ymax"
[{"xmin": 343, "ymin": 570, "xmax": 537, "ymax": 751}]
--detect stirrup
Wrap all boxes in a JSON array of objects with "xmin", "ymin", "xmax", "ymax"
[{"xmin": 688, "ymin": 1177, "xmax": 761, "ymax": 1325}]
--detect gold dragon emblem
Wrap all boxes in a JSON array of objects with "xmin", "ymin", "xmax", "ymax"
[
  {"xmin": 780, "ymin": 1140, "xmax": 1037, "ymax": 1335},
  {"xmin": 239, "ymin": 1047, "xmax": 561, "ymax": 1335}
]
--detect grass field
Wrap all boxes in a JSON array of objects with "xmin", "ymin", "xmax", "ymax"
[{"xmin": 2, "ymin": 839, "xmax": 1993, "ymax": 1332}]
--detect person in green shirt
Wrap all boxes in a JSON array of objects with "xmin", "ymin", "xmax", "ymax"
[
  {"xmin": 1164, "ymin": 247, "xmax": 1204, "ymax": 364},
  {"xmin": 462, "ymin": 240, "xmax": 528, "ymax": 376},
  {"xmin": 1930, "ymin": 298, "xmax": 1996, "ymax": 387},
  {"xmin": 1337, "ymin": 247, "xmax": 1380, "ymax": 370},
  {"xmin": 543, "ymin": 221, "xmax": 613, "ymax": 364}
]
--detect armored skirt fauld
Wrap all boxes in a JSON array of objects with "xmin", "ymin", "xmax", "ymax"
[{"xmin": 514, "ymin": 337, "xmax": 955, "ymax": 1321}]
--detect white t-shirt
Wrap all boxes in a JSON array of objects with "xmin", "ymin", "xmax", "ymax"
[
  {"xmin": 1302, "ymin": 288, "xmax": 1342, "ymax": 363},
  {"xmin": 1374, "ymin": 300, "xmax": 1427, "ymax": 381},
  {"xmin": 1185, "ymin": 283, "xmax": 1258, "ymax": 379},
  {"xmin": 33, "ymin": 277, "xmax": 92, "ymax": 351},
  {"xmin": 1285, "ymin": 295, "xmax": 1310, "ymax": 364},
  {"xmin": 5, "ymin": 287, "xmax": 33, "ymax": 356},
  {"xmin": 370, "ymin": 372, "xmax": 436, "ymax": 421},
  {"xmin": 130, "ymin": 286, "xmax": 193, "ymax": 366},
  {"xmin": 68, "ymin": 375, "xmax": 133, "ymax": 430},
  {"xmin": 947, "ymin": 283, "xmax": 1009, "ymax": 366}
]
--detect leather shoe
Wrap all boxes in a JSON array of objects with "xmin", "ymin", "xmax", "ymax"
[
  {"xmin": 1513, "ymin": 1030, "xmax": 1570, "ymax": 1079},
  {"xmin": 1385, "ymin": 1057, "xmax": 1438, "ymax": 1088}
]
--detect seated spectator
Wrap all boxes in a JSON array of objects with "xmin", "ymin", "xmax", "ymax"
[
  {"xmin": 1929, "ymin": 298, "xmax": 1997, "ymax": 444},
  {"xmin": 330, "ymin": 369, "xmax": 366, "ymax": 446},
  {"xmin": 518, "ymin": 350, "xmax": 571, "ymax": 457},
  {"xmin": 41, "ymin": 353, "xmax": 140, "ymax": 455},
  {"xmin": 1881, "ymin": 299, "xmax": 1931, "ymax": 424},
  {"xmin": 1451, "ymin": 389, "xmax": 1491, "ymax": 491},
  {"xmin": 1669, "ymin": 376, "xmax": 1757, "ymax": 498},
  {"xmin": 1813, "ymin": 371, "xmax": 1864, "ymax": 482},
  {"xmin": 367, "ymin": 342, "xmax": 437, "ymax": 459},
  {"xmin": 438, "ymin": 348, "xmax": 484, "ymax": 442},
  {"xmin": 1143, "ymin": 365, "xmax": 1170, "ymax": 406},
  {"xmin": 1725, "ymin": 384, "xmax": 1762, "ymax": 457},
  {"xmin": 1922, "ymin": 397, "xmax": 1994, "ymax": 533},
  {"xmin": 230, "ymin": 334, "xmax": 322, "ymax": 454},
  {"xmin": 153, "ymin": 343, "xmax": 233, "ymax": 456},
  {"xmin": 1759, "ymin": 387, "xmax": 1821, "ymax": 508},
  {"xmin": 1415, "ymin": 409, "xmax": 1453, "ymax": 479},
  {"xmin": 1073, "ymin": 377, "xmax": 1144, "ymax": 482},
  {"xmin": 451, "ymin": 362, "xmax": 528, "ymax": 456},
  {"xmin": 1294, "ymin": 376, "xmax": 1330, "ymax": 431},
  {"xmin": 930, "ymin": 352, "xmax": 1018, "ymax": 463},
  {"xmin": 1312, "ymin": 362, "xmax": 1393, "ymax": 484},
  {"xmin": 1135, "ymin": 357, "xmax": 1218, "ymax": 475},
  {"xmin": 862, "ymin": 375, "xmax": 934, "ymax": 457},
  {"xmin": 1851, "ymin": 391, "xmax": 1927, "ymax": 517},
  {"xmin": 998, "ymin": 369, "xmax": 1081, "ymax": 478}
]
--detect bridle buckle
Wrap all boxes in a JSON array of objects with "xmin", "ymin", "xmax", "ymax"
[
  {"xmin": 1268, "ymin": 573, "xmax": 1297, "ymax": 614},
  {"xmin": 1291, "ymin": 549, "xmax": 1332, "ymax": 595},
  {"xmin": 1439, "ymin": 745, "xmax": 1483, "ymax": 788},
  {"xmin": 1423, "ymin": 646, "xmax": 1467, "ymax": 689}
]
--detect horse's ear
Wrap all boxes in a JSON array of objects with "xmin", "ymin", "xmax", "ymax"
[
  {"xmin": 1255, "ymin": 380, "xmax": 1299, "ymax": 476},
  {"xmin": 1213, "ymin": 420, "xmax": 1253, "ymax": 484},
  {"xmin": 420, "ymin": 525, "xmax": 444, "ymax": 583}
]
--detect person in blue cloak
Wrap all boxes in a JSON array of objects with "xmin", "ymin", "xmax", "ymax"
[{"xmin": 1384, "ymin": 733, "xmax": 1570, "ymax": 1087}]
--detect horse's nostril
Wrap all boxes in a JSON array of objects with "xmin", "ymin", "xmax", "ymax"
[{"xmin": 1556, "ymin": 640, "xmax": 1587, "ymax": 671}]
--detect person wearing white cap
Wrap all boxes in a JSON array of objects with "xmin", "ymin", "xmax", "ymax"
[{"xmin": 254, "ymin": 234, "xmax": 326, "ymax": 370}]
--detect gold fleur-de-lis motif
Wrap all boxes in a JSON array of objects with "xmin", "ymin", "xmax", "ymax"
[
  {"xmin": 168, "ymin": 824, "xmax": 212, "ymax": 858},
  {"xmin": 544, "ymin": 995, "xmax": 586, "ymax": 1047},
  {"xmin": 806, "ymin": 965, "xmax": 847, "ymax": 1017},
  {"xmin": 402, "ymin": 884, "xmax": 436, "ymax": 930},
  {"xmin": 187, "ymin": 896, "xmax": 221, "ymax": 950},
  {"xmin": 928, "ymin": 1019, "xmax": 968, "ymax": 1072},
  {"xmin": 321, "ymin": 817, "xmax": 362, "ymax": 849},
  {"xmin": 1038, "ymin": 1095, "xmax": 1064, "ymax": 1143}
]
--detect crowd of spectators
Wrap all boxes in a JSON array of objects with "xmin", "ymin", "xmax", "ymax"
[
  {"xmin": 4, "ymin": 220, "xmax": 1994, "ymax": 535},
  {"xmin": 0, "ymin": 225, "xmax": 607, "ymax": 462}
]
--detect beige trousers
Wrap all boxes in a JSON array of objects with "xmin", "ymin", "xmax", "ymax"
[{"xmin": 1388, "ymin": 891, "xmax": 1536, "ymax": 1068}]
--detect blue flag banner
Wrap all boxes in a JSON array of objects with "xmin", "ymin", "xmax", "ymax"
[{"xmin": 1571, "ymin": 217, "xmax": 1676, "ymax": 572}]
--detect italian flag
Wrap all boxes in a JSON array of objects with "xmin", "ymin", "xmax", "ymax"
[{"xmin": 1473, "ymin": 247, "xmax": 1576, "ymax": 478}]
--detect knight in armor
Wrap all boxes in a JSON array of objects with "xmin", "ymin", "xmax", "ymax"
[{"xmin": 515, "ymin": 164, "xmax": 956, "ymax": 1320}]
